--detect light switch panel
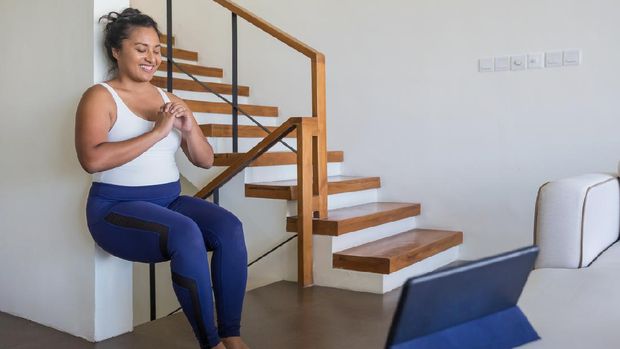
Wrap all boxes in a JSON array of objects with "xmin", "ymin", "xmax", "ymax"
[
  {"xmin": 511, "ymin": 55, "xmax": 527, "ymax": 71},
  {"xmin": 563, "ymin": 49, "xmax": 581, "ymax": 66},
  {"xmin": 545, "ymin": 51, "xmax": 563, "ymax": 68},
  {"xmin": 494, "ymin": 56, "xmax": 510, "ymax": 71},
  {"xmin": 527, "ymin": 53, "xmax": 544, "ymax": 69},
  {"xmin": 479, "ymin": 58, "xmax": 494, "ymax": 72}
]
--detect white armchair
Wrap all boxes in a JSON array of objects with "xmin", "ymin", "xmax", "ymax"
[
  {"xmin": 534, "ymin": 173, "xmax": 620, "ymax": 268},
  {"xmin": 519, "ymin": 172, "xmax": 620, "ymax": 348}
]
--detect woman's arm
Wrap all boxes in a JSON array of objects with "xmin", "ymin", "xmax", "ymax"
[
  {"xmin": 75, "ymin": 85, "xmax": 176, "ymax": 174},
  {"xmin": 165, "ymin": 93, "xmax": 214, "ymax": 169}
]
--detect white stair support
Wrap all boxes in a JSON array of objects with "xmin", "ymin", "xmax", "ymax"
[{"xmin": 286, "ymin": 188, "xmax": 379, "ymax": 216}]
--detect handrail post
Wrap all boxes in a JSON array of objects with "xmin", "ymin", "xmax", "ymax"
[
  {"xmin": 296, "ymin": 119, "xmax": 315, "ymax": 287},
  {"xmin": 312, "ymin": 54, "xmax": 328, "ymax": 219},
  {"xmin": 231, "ymin": 13, "xmax": 239, "ymax": 153}
]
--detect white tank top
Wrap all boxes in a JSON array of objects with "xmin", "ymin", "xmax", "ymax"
[{"xmin": 92, "ymin": 83, "xmax": 181, "ymax": 186}]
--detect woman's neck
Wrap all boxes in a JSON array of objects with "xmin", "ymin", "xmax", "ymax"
[{"xmin": 109, "ymin": 74, "xmax": 152, "ymax": 92}]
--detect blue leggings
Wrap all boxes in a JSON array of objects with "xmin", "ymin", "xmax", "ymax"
[{"xmin": 86, "ymin": 180, "xmax": 248, "ymax": 349}]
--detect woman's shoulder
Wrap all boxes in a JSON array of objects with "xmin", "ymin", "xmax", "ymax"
[
  {"xmin": 81, "ymin": 84, "xmax": 114, "ymax": 102},
  {"xmin": 78, "ymin": 84, "xmax": 115, "ymax": 112}
]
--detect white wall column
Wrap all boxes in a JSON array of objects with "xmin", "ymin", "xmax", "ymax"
[{"xmin": 92, "ymin": 0, "xmax": 133, "ymax": 342}]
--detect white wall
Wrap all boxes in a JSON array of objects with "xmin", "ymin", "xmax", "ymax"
[
  {"xmin": 132, "ymin": 0, "xmax": 620, "ymax": 260},
  {"xmin": 0, "ymin": 0, "xmax": 133, "ymax": 341},
  {"xmin": 0, "ymin": 0, "xmax": 95, "ymax": 339}
]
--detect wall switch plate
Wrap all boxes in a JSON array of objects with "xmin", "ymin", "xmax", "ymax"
[
  {"xmin": 494, "ymin": 56, "xmax": 510, "ymax": 71},
  {"xmin": 563, "ymin": 49, "xmax": 581, "ymax": 66},
  {"xmin": 479, "ymin": 58, "xmax": 494, "ymax": 72},
  {"xmin": 545, "ymin": 51, "xmax": 563, "ymax": 68},
  {"xmin": 511, "ymin": 55, "xmax": 527, "ymax": 71},
  {"xmin": 527, "ymin": 53, "xmax": 544, "ymax": 69}
]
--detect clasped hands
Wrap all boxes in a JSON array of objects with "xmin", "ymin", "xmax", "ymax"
[{"xmin": 159, "ymin": 102, "xmax": 194, "ymax": 132}]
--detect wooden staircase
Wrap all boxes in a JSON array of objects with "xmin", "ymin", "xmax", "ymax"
[{"xmin": 157, "ymin": 9, "xmax": 463, "ymax": 294}]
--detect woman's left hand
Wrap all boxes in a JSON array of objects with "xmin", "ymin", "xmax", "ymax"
[{"xmin": 161, "ymin": 102, "xmax": 193, "ymax": 133}]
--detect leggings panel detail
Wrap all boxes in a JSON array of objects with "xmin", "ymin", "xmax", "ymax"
[
  {"xmin": 172, "ymin": 272, "xmax": 210, "ymax": 346},
  {"xmin": 104, "ymin": 212, "xmax": 170, "ymax": 259}
]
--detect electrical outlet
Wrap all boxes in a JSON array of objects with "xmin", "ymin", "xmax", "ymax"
[
  {"xmin": 527, "ymin": 53, "xmax": 544, "ymax": 69},
  {"xmin": 545, "ymin": 51, "xmax": 563, "ymax": 68},
  {"xmin": 479, "ymin": 58, "xmax": 494, "ymax": 72},
  {"xmin": 494, "ymin": 56, "xmax": 510, "ymax": 71},
  {"xmin": 511, "ymin": 55, "xmax": 527, "ymax": 71}
]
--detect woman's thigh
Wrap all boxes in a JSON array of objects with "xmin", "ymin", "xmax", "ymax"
[
  {"xmin": 168, "ymin": 196, "xmax": 245, "ymax": 250},
  {"xmin": 87, "ymin": 199, "xmax": 197, "ymax": 263}
]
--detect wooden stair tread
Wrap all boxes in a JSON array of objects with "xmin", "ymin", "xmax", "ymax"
[
  {"xmin": 161, "ymin": 46, "xmax": 198, "ymax": 61},
  {"xmin": 158, "ymin": 61, "xmax": 223, "ymax": 78},
  {"xmin": 200, "ymin": 124, "xmax": 294, "ymax": 138},
  {"xmin": 214, "ymin": 151, "xmax": 343, "ymax": 167},
  {"xmin": 333, "ymin": 229, "xmax": 463, "ymax": 274},
  {"xmin": 287, "ymin": 202, "xmax": 420, "ymax": 236},
  {"xmin": 152, "ymin": 76, "xmax": 250, "ymax": 96},
  {"xmin": 185, "ymin": 100, "xmax": 278, "ymax": 117},
  {"xmin": 247, "ymin": 176, "xmax": 381, "ymax": 200},
  {"xmin": 158, "ymin": 33, "xmax": 175, "ymax": 45}
]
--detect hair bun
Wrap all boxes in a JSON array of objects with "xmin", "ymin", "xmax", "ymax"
[
  {"xmin": 118, "ymin": 8, "xmax": 142, "ymax": 18},
  {"xmin": 99, "ymin": 8, "xmax": 142, "ymax": 25}
]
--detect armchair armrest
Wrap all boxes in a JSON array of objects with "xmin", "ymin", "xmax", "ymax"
[{"xmin": 534, "ymin": 173, "xmax": 619, "ymax": 268}]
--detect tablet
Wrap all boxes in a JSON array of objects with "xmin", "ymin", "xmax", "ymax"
[{"xmin": 386, "ymin": 245, "xmax": 539, "ymax": 349}]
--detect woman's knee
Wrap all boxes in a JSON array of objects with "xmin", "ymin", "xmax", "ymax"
[
  {"xmin": 213, "ymin": 212, "xmax": 246, "ymax": 254},
  {"xmin": 168, "ymin": 217, "xmax": 205, "ymax": 254}
]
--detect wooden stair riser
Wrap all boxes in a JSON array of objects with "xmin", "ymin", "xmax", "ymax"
[
  {"xmin": 158, "ymin": 61, "xmax": 223, "ymax": 78},
  {"xmin": 247, "ymin": 177, "xmax": 380, "ymax": 201},
  {"xmin": 201, "ymin": 124, "xmax": 295, "ymax": 138},
  {"xmin": 185, "ymin": 100, "xmax": 278, "ymax": 117},
  {"xmin": 215, "ymin": 151, "xmax": 343, "ymax": 167},
  {"xmin": 160, "ymin": 46, "xmax": 198, "ymax": 61},
  {"xmin": 158, "ymin": 34, "xmax": 175, "ymax": 45},
  {"xmin": 287, "ymin": 202, "xmax": 420, "ymax": 236},
  {"xmin": 312, "ymin": 236, "xmax": 460, "ymax": 294},
  {"xmin": 332, "ymin": 229, "xmax": 463, "ymax": 274},
  {"xmin": 152, "ymin": 76, "xmax": 250, "ymax": 96}
]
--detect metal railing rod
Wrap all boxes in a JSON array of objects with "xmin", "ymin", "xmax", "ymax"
[
  {"xmin": 232, "ymin": 13, "xmax": 239, "ymax": 153},
  {"xmin": 166, "ymin": 0, "xmax": 173, "ymax": 93},
  {"xmin": 170, "ymin": 60, "xmax": 296, "ymax": 153}
]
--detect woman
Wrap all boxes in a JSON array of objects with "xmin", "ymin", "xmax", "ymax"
[{"xmin": 75, "ymin": 8, "xmax": 249, "ymax": 349}]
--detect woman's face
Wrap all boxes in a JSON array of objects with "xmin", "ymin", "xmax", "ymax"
[{"xmin": 112, "ymin": 26, "xmax": 161, "ymax": 82}]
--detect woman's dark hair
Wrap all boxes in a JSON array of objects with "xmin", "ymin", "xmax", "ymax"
[{"xmin": 99, "ymin": 8, "xmax": 161, "ymax": 72}]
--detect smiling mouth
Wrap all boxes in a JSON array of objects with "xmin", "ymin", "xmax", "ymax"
[{"xmin": 140, "ymin": 64, "xmax": 155, "ymax": 73}]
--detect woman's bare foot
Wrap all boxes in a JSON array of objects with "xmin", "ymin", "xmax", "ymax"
[{"xmin": 221, "ymin": 336, "xmax": 250, "ymax": 349}]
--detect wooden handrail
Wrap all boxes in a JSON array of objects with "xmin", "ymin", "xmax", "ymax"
[
  {"xmin": 195, "ymin": 117, "xmax": 306, "ymax": 199},
  {"xmin": 195, "ymin": 117, "xmax": 318, "ymax": 287},
  {"xmin": 213, "ymin": 0, "xmax": 320, "ymax": 59},
  {"xmin": 209, "ymin": 0, "xmax": 328, "ymax": 285},
  {"xmin": 212, "ymin": 0, "xmax": 329, "ymax": 219}
]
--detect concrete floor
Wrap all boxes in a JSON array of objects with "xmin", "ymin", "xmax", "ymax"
[{"xmin": 0, "ymin": 281, "xmax": 402, "ymax": 349}]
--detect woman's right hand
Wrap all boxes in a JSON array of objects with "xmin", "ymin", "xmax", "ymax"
[{"xmin": 151, "ymin": 109, "xmax": 176, "ymax": 140}]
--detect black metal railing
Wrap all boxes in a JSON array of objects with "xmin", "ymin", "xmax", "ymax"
[{"xmin": 148, "ymin": 0, "xmax": 299, "ymax": 321}]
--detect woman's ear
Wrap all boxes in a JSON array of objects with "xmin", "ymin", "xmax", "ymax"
[{"xmin": 112, "ymin": 47, "xmax": 120, "ymax": 61}]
